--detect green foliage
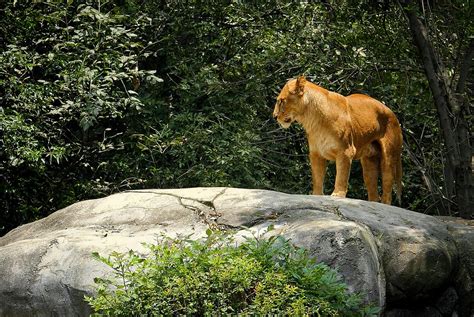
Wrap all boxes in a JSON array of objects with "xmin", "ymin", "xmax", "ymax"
[
  {"xmin": 86, "ymin": 231, "xmax": 379, "ymax": 316},
  {"xmin": 1, "ymin": 1, "xmax": 470, "ymax": 234},
  {"xmin": 1, "ymin": 1, "xmax": 160, "ymax": 232}
]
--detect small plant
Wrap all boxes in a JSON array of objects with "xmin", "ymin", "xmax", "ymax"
[{"xmin": 86, "ymin": 230, "xmax": 379, "ymax": 316}]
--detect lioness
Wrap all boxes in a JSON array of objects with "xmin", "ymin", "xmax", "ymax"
[{"xmin": 273, "ymin": 76, "xmax": 403, "ymax": 205}]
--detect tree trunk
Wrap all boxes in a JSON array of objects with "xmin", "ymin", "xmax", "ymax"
[{"xmin": 403, "ymin": 4, "xmax": 473, "ymax": 218}]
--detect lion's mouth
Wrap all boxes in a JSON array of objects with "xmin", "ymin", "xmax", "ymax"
[{"xmin": 283, "ymin": 118, "xmax": 292, "ymax": 123}]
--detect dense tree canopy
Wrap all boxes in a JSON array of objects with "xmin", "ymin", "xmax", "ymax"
[{"xmin": 1, "ymin": 0, "xmax": 472, "ymax": 235}]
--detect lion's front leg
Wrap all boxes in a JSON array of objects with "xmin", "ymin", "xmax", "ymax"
[
  {"xmin": 309, "ymin": 151, "xmax": 327, "ymax": 195},
  {"xmin": 331, "ymin": 151, "xmax": 353, "ymax": 198}
]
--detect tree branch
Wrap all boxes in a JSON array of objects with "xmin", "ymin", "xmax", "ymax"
[{"xmin": 402, "ymin": 4, "xmax": 460, "ymax": 167}]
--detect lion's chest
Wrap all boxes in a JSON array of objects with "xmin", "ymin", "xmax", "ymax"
[{"xmin": 307, "ymin": 133, "xmax": 340, "ymax": 161}]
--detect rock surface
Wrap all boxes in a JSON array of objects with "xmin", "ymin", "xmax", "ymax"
[
  {"xmin": 0, "ymin": 188, "xmax": 472, "ymax": 316},
  {"xmin": 439, "ymin": 218, "xmax": 474, "ymax": 317}
]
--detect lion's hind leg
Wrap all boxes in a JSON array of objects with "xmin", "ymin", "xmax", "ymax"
[
  {"xmin": 361, "ymin": 154, "xmax": 380, "ymax": 202},
  {"xmin": 379, "ymin": 118, "xmax": 403, "ymax": 205},
  {"xmin": 379, "ymin": 139, "xmax": 399, "ymax": 205}
]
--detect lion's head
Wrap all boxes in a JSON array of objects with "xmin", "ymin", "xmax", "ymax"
[{"xmin": 273, "ymin": 75, "xmax": 307, "ymax": 129}]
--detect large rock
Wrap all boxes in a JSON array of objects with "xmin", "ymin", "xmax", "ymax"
[
  {"xmin": 438, "ymin": 217, "xmax": 474, "ymax": 316},
  {"xmin": 0, "ymin": 188, "xmax": 472, "ymax": 316}
]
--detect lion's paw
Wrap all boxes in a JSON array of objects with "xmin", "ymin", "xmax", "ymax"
[{"xmin": 330, "ymin": 191, "xmax": 347, "ymax": 198}]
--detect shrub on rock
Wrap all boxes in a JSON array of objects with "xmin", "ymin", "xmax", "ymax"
[{"xmin": 86, "ymin": 230, "xmax": 379, "ymax": 316}]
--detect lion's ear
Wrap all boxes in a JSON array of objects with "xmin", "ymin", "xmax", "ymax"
[{"xmin": 295, "ymin": 75, "xmax": 306, "ymax": 96}]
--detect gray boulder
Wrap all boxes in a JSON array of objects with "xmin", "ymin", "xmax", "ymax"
[
  {"xmin": 438, "ymin": 217, "xmax": 474, "ymax": 316},
  {"xmin": 0, "ymin": 188, "xmax": 472, "ymax": 316}
]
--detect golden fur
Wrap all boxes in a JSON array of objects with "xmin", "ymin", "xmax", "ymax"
[{"xmin": 273, "ymin": 76, "xmax": 403, "ymax": 204}]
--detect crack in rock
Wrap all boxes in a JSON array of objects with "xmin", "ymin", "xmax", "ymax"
[
  {"xmin": 239, "ymin": 211, "xmax": 284, "ymax": 228},
  {"xmin": 123, "ymin": 188, "xmax": 229, "ymax": 230}
]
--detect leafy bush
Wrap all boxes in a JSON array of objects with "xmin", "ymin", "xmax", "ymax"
[
  {"xmin": 86, "ymin": 231, "xmax": 378, "ymax": 316},
  {"xmin": 0, "ymin": 2, "xmax": 160, "ymax": 233}
]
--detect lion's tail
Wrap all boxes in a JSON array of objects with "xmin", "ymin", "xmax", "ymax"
[{"xmin": 395, "ymin": 155, "xmax": 402, "ymax": 206}]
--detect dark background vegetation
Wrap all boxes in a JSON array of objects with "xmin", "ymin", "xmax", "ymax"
[{"xmin": 1, "ymin": 0, "xmax": 472, "ymax": 236}]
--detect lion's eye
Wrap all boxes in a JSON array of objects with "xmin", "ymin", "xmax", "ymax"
[{"xmin": 279, "ymin": 99, "xmax": 286, "ymax": 112}]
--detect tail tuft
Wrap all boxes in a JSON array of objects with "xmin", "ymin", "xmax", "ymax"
[{"xmin": 395, "ymin": 155, "xmax": 403, "ymax": 206}]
